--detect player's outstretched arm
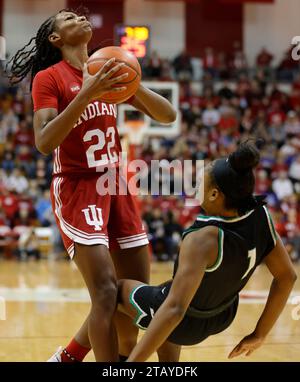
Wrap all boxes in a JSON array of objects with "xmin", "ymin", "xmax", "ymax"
[
  {"xmin": 130, "ymin": 84, "xmax": 177, "ymax": 124},
  {"xmin": 229, "ymin": 234, "xmax": 297, "ymax": 359},
  {"xmin": 126, "ymin": 226, "xmax": 218, "ymax": 362}
]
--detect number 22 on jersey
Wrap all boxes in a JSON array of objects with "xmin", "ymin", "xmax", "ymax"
[{"xmin": 83, "ymin": 127, "xmax": 118, "ymax": 168}]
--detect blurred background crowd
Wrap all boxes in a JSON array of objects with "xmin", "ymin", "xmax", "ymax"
[{"xmin": 1, "ymin": 44, "xmax": 300, "ymax": 262}]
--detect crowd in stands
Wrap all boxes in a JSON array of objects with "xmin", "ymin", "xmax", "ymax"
[
  {"xmin": 0, "ymin": 44, "xmax": 300, "ymax": 262},
  {"xmin": 142, "ymin": 44, "xmax": 300, "ymax": 82}
]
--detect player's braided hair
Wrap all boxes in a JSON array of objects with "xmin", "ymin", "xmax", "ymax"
[
  {"xmin": 6, "ymin": 15, "xmax": 60, "ymax": 87},
  {"xmin": 6, "ymin": 7, "xmax": 88, "ymax": 88}
]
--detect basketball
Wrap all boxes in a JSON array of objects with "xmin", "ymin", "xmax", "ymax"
[{"xmin": 87, "ymin": 46, "xmax": 142, "ymax": 104}]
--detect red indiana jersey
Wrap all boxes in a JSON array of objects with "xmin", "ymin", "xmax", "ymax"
[{"xmin": 32, "ymin": 60, "xmax": 122, "ymax": 175}]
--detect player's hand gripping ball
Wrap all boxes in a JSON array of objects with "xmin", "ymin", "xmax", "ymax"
[{"xmin": 87, "ymin": 46, "xmax": 141, "ymax": 104}]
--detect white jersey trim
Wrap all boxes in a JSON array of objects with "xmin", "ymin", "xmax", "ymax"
[
  {"xmin": 263, "ymin": 206, "xmax": 277, "ymax": 247},
  {"xmin": 118, "ymin": 238, "xmax": 149, "ymax": 249},
  {"xmin": 117, "ymin": 233, "xmax": 148, "ymax": 243},
  {"xmin": 53, "ymin": 147, "xmax": 62, "ymax": 175}
]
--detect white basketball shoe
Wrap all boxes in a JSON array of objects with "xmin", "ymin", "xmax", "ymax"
[{"xmin": 47, "ymin": 346, "xmax": 63, "ymax": 362}]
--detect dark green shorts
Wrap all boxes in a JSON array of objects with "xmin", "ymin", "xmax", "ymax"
[{"xmin": 129, "ymin": 282, "xmax": 239, "ymax": 346}]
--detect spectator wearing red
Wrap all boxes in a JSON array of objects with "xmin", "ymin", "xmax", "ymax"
[
  {"xmin": 289, "ymin": 90, "xmax": 300, "ymax": 111},
  {"xmin": 0, "ymin": 189, "xmax": 19, "ymax": 223},
  {"xmin": 236, "ymin": 74, "xmax": 251, "ymax": 98},
  {"xmin": 273, "ymin": 210, "xmax": 287, "ymax": 238},
  {"xmin": 269, "ymin": 85, "xmax": 287, "ymax": 106},
  {"xmin": 218, "ymin": 107, "xmax": 239, "ymax": 136},
  {"xmin": 0, "ymin": 205, "xmax": 8, "ymax": 226},
  {"xmin": 292, "ymin": 74, "xmax": 300, "ymax": 90},
  {"xmin": 256, "ymin": 47, "xmax": 273, "ymax": 69},
  {"xmin": 176, "ymin": 199, "xmax": 198, "ymax": 229},
  {"xmin": 255, "ymin": 169, "xmax": 271, "ymax": 194},
  {"xmin": 12, "ymin": 88, "xmax": 26, "ymax": 117},
  {"xmin": 13, "ymin": 120, "xmax": 34, "ymax": 148},
  {"xmin": 200, "ymin": 87, "xmax": 219, "ymax": 109},
  {"xmin": 267, "ymin": 100, "xmax": 286, "ymax": 126},
  {"xmin": 189, "ymin": 88, "xmax": 202, "ymax": 108}
]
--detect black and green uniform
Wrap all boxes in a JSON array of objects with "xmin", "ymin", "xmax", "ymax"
[{"xmin": 129, "ymin": 205, "xmax": 277, "ymax": 345}]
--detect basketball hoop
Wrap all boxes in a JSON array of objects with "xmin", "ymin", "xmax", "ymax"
[
  {"xmin": 122, "ymin": 120, "xmax": 148, "ymax": 161},
  {"xmin": 125, "ymin": 120, "xmax": 147, "ymax": 146}
]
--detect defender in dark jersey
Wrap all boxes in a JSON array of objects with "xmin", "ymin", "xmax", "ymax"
[{"xmin": 117, "ymin": 142, "xmax": 297, "ymax": 361}]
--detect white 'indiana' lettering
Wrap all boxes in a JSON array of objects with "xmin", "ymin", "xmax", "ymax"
[
  {"xmin": 101, "ymin": 103, "xmax": 110, "ymax": 115},
  {"xmin": 95, "ymin": 101, "xmax": 102, "ymax": 116},
  {"xmin": 109, "ymin": 104, "xmax": 117, "ymax": 118},
  {"xmin": 87, "ymin": 103, "xmax": 97, "ymax": 119},
  {"xmin": 73, "ymin": 101, "xmax": 116, "ymax": 128}
]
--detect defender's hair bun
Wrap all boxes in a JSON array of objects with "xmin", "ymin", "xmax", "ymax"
[{"xmin": 229, "ymin": 141, "xmax": 260, "ymax": 174}]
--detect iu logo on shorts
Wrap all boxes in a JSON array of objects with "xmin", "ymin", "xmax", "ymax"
[{"xmin": 82, "ymin": 205, "xmax": 103, "ymax": 231}]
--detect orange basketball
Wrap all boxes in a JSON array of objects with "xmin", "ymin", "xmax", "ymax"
[{"xmin": 87, "ymin": 46, "xmax": 141, "ymax": 104}]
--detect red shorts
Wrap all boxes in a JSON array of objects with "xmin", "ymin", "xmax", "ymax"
[{"xmin": 50, "ymin": 175, "xmax": 148, "ymax": 258}]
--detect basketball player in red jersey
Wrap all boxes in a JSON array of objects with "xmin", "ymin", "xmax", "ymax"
[{"xmin": 8, "ymin": 9, "xmax": 176, "ymax": 362}]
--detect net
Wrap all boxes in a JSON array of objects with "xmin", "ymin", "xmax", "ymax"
[{"xmin": 125, "ymin": 120, "xmax": 147, "ymax": 146}]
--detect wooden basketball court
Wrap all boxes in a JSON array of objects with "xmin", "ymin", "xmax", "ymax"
[{"xmin": 0, "ymin": 259, "xmax": 299, "ymax": 362}]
